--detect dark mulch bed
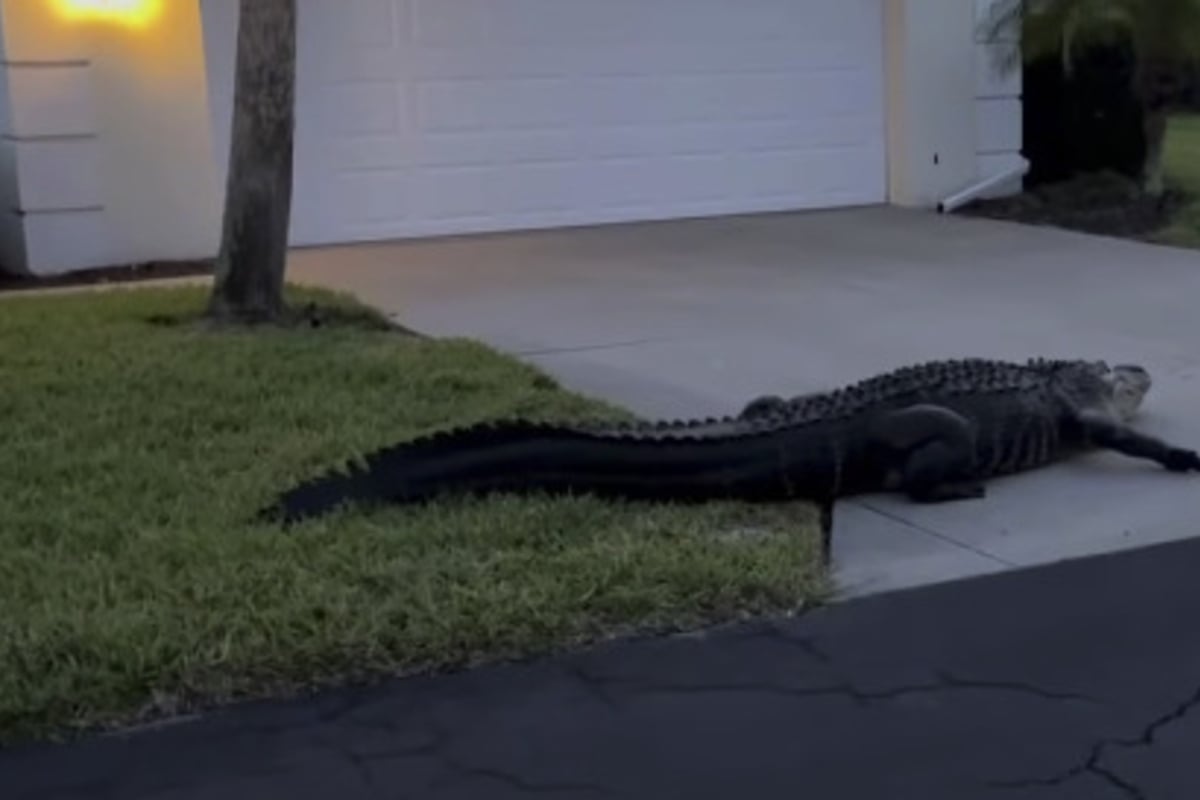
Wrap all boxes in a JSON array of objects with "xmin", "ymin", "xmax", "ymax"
[
  {"xmin": 0, "ymin": 259, "xmax": 214, "ymax": 294},
  {"xmin": 957, "ymin": 171, "xmax": 1189, "ymax": 239}
]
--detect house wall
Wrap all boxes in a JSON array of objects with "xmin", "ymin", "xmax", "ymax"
[
  {"xmin": 0, "ymin": 0, "xmax": 1022, "ymax": 276},
  {"xmin": 0, "ymin": 0, "xmax": 221, "ymax": 275}
]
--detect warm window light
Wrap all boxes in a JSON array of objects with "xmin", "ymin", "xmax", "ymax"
[{"xmin": 51, "ymin": 0, "xmax": 163, "ymax": 28}]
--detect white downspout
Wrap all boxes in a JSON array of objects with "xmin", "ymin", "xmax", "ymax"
[{"xmin": 936, "ymin": 156, "xmax": 1031, "ymax": 213}]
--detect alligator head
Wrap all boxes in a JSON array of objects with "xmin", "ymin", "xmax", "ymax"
[
  {"xmin": 1043, "ymin": 359, "xmax": 1152, "ymax": 423},
  {"xmin": 1106, "ymin": 363, "xmax": 1153, "ymax": 421}
]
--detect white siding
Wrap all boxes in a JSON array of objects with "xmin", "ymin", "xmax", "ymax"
[
  {"xmin": 973, "ymin": 0, "xmax": 1024, "ymax": 197},
  {"xmin": 0, "ymin": 0, "xmax": 220, "ymax": 276}
]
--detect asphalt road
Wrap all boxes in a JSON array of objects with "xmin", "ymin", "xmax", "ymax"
[{"xmin": 5, "ymin": 533, "xmax": 1200, "ymax": 799}]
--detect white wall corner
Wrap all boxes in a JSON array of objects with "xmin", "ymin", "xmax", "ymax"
[
  {"xmin": 885, "ymin": 0, "xmax": 981, "ymax": 208},
  {"xmin": 0, "ymin": 141, "xmax": 29, "ymax": 272},
  {"xmin": 0, "ymin": 5, "xmax": 27, "ymax": 273}
]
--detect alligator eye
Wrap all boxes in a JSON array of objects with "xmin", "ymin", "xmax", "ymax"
[{"xmin": 1115, "ymin": 363, "xmax": 1147, "ymax": 376}]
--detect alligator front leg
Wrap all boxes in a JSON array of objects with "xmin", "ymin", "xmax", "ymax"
[
  {"xmin": 1077, "ymin": 411, "xmax": 1200, "ymax": 472},
  {"xmin": 871, "ymin": 404, "xmax": 988, "ymax": 503}
]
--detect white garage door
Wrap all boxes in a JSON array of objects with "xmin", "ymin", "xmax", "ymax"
[{"xmin": 288, "ymin": 0, "xmax": 886, "ymax": 246}]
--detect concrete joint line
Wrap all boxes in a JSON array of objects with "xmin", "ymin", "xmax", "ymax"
[{"xmin": 846, "ymin": 498, "xmax": 1018, "ymax": 567}]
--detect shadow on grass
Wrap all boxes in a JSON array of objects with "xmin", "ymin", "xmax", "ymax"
[{"xmin": 143, "ymin": 284, "xmax": 427, "ymax": 338}]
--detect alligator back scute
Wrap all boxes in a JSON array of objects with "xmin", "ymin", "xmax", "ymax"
[
  {"xmin": 768, "ymin": 357, "xmax": 1065, "ymax": 423},
  {"xmin": 577, "ymin": 358, "xmax": 1073, "ymax": 439}
]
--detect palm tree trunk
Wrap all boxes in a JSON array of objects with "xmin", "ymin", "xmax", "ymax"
[
  {"xmin": 207, "ymin": 0, "xmax": 297, "ymax": 324},
  {"xmin": 1137, "ymin": 107, "xmax": 1166, "ymax": 196},
  {"xmin": 1134, "ymin": 57, "xmax": 1177, "ymax": 199},
  {"xmin": 1141, "ymin": 108, "xmax": 1169, "ymax": 197}
]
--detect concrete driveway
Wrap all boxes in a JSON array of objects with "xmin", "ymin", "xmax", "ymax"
[{"xmin": 288, "ymin": 206, "xmax": 1200, "ymax": 597}]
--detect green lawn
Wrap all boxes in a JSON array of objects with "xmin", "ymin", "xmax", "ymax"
[
  {"xmin": 0, "ymin": 285, "xmax": 826, "ymax": 746},
  {"xmin": 1153, "ymin": 113, "xmax": 1200, "ymax": 248}
]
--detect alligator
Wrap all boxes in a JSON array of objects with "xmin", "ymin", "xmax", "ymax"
[{"xmin": 258, "ymin": 357, "xmax": 1200, "ymax": 563}]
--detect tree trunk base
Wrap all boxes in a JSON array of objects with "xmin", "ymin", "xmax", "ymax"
[
  {"xmin": 195, "ymin": 299, "xmax": 419, "ymax": 334},
  {"xmin": 1140, "ymin": 109, "xmax": 1169, "ymax": 198},
  {"xmin": 205, "ymin": 295, "xmax": 287, "ymax": 327}
]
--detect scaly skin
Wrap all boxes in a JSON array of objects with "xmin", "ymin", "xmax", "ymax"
[{"xmin": 259, "ymin": 357, "xmax": 1200, "ymax": 562}]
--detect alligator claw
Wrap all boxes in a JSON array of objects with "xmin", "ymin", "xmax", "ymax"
[{"xmin": 1164, "ymin": 448, "xmax": 1200, "ymax": 473}]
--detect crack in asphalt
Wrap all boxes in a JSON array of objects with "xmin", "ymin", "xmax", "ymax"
[
  {"xmin": 561, "ymin": 661, "xmax": 623, "ymax": 711},
  {"xmin": 324, "ymin": 711, "xmax": 612, "ymax": 798},
  {"xmin": 432, "ymin": 759, "xmax": 610, "ymax": 796},
  {"xmin": 724, "ymin": 621, "xmax": 834, "ymax": 664},
  {"xmin": 327, "ymin": 732, "xmax": 445, "ymax": 797},
  {"xmin": 568, "ymin": 666, "xmax": 1096, "ymax": 708},
  {"xmin": 988, "ymin": 681, "xmax": 1200, "ymax": 800}
]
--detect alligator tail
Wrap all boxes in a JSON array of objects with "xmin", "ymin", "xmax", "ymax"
[{"xmin": 258, "ymin": 418, "xmax": 832, "ymax": 527}]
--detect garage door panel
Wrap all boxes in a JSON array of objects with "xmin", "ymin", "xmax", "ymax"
[
  {"xmin": 572, "ymin": 76, "xmax": 712, "ymax": 127},
  {"xmin": 410, "ymin": 130, "xmax": 578, "ymax": 168},
  {"xmin": 581, "ymin": 126, "xmax": 728, "ymax": 160},
  {"xmin": 414, "ymin": 163, "xmax": 583, "ymax": 220},
  {"xmin": 507, "ymin": 37, "xmax": 872, "ymax": 79},
  {"xmin": 289, "ymin": 0, "xmax": 885, "ymax": 246},
  {"xmin": 306, "ymin": 47, "xmax": 404, "ymax": 84},
  {"xmin": 486, "ymin": 163, "xmax": 584, "ymax": 214},
  {"xmin": 314, "ymin": 84, "xmax": 401, "ymax": 135},
  {"xmin": 730, "ymin": 119, "xmax": 882, "ymax": 153},
  {"xmin": 416, "ymin": 78, "xmax": 578, "ymax": 132},
  {"xmin": 413, "ymin": 44, "xmax": 574, "ymax": 81},
  {"xmin": 484, "ymin": 0, "xmax": 669, "ymax": 46},
  {"xmin": 337, "ymin": 0, "xmax": 396, "ymax": 47},
  {"xmin": 622, "ymin": 156, "xmax": 737, "ymax": 207},
  {"xmin": 330, "ymin": 171, "xmax": 411, "ymax": 225},
  {"xmin": 410, "ymin": 167, "xmax": 497, "ymax": 220},
  {"xmin": 733, "ymin": 148, "xmax": 886, "ymax": 205},
  {"xmin": 581, "ymin": 156, "xmax": 731, "ymax": 210},
  {"xmin": 331, "ymin": 135, "xmax": 409, "ymax": 171},
  {"xmin": 411, "ymin": 0, "xmax": 493, "ymax": 44},
  {"xmin": 302, "ymin": 0, "xmax": 398, "ymax": 51}
]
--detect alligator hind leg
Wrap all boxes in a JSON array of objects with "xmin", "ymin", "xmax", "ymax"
[
  {"xmin": 900, "ymin": 441, "xmax": 987, "ymax": 502},
  {"xmin": 872, "ymin": 404, "xmax": 987, "ymax": 503}
]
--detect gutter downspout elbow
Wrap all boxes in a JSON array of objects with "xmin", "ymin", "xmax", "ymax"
[{"xmin": 936, "ymin": 157, "xmax": 1031, "ymax": 214}]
